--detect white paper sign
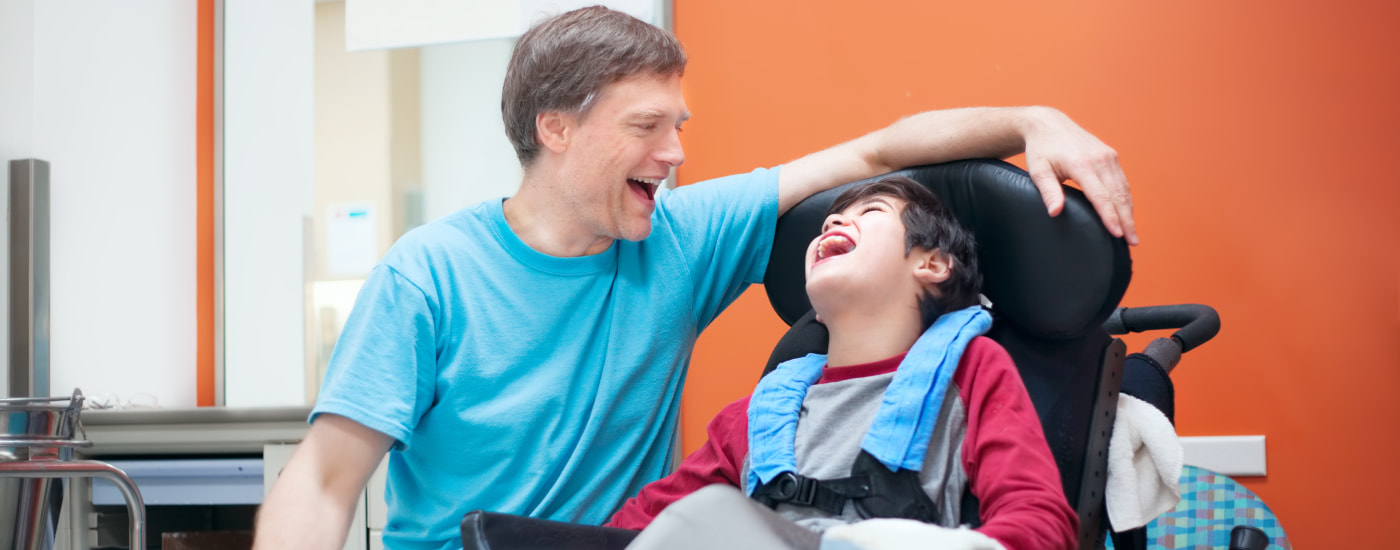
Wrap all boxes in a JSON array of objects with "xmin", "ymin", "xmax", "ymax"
[{"xmin": 325, "ymin": 202, "xmax": 379, "ymax": 278}]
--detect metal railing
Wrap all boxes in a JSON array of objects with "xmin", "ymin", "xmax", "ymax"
[{"xmin": 0, "ymin": 390, "xmax": 145, "ymax": 550}]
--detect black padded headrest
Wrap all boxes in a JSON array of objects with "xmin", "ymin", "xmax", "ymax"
[{"xmin": 763, "ymin": 159, "xmax": 1131, "ymax": 340}]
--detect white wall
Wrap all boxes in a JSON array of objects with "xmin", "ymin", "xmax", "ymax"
[
  {"xmin": 223, "ymin": 0, "xmax": 315, "ymax": 407},
  {"xmin": 420, "ymin": 39, "xmax": 521, "ymax": 222},
  {"xmin": 0, "ymin": 0, "xmax": 34, "ymax": 398},
  {"xmin": 5, "ymin": 0, "xmax": 198, "ymax": 407},
  {"xmin": 1, "ymin": 0, "xmax": 521, "ymax": 407}
]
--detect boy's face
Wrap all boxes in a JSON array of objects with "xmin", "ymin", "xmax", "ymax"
[{"xmin": 804, "ymin": 195, "xmax": 950, "ymax": 322}]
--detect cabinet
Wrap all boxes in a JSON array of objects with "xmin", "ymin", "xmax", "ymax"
[{"xmin": 64, "ymin": 407, "xmax": 388, "ymax": 550}]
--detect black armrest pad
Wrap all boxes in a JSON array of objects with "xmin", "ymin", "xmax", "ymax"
[{"xmin": 460, "ymin": 511, "xmax": 640, "ymax": 550}]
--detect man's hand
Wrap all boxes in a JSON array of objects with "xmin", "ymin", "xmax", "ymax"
[{"xmin": 1020, "ymin": 107, "xmax": 1138, "ymax": 246}]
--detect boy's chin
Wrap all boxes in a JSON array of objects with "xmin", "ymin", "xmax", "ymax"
[
  {"xmin": 806, "ymin": 273, "xmax": 851, "ymax": 304},
  {"xmin": 805, "ymin": 288, "xmax": 841, "ymax": 325}
]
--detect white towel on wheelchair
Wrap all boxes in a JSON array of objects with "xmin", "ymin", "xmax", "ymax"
[
  {"xmin": 1106, "ymin": 393, "xmax": 1183, "ymax": 531},
  {"xmin": 820, "ymin": 519, "xmax": 1005, "ymax": 550}
]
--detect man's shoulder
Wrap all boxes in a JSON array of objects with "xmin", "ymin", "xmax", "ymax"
[{"xmin": 382, "ymin": 202, "xmax": 500, "ymax": 264}]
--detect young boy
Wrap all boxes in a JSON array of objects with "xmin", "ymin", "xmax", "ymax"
[{"xmin": 606, "ymin": 176, "xmax": 1078, "ymax": 550}]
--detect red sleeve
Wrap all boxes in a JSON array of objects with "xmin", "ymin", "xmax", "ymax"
[
  {"xmin": 957, "ymin": 337, "xmax": 1079, "ymax": 550},
  {"xmin": 605, "ymin": 396, "xmax": 752, "ymax": 529}
]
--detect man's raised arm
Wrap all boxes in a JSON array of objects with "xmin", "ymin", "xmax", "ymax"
[
  {"xmin": 253, "ymin": 413, "xmax": 394, "ymax": 550},
  {"xmin": 777, "ymin": 106, "xmax": 1138, "ymax": 245}
]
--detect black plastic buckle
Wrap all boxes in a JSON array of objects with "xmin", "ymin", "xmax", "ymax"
[{"xmin": 770, "ymin": 472, "xmax": 818, "ymax": 506}]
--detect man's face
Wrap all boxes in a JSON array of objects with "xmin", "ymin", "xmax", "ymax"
[
  {"xmin": 555, "ymin": 74, "xmax": 688, "ymax": 242},
  {"xmin": 804, "ymin": 196, "xmax": 927, "ymax": 317}
]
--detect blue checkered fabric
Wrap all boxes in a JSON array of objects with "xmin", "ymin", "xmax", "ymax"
[{"xmin": 1106, "ymin": 465, "xmax": 1291, "ymax": 549}]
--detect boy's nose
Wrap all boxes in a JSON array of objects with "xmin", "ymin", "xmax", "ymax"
[{"xmin": 823, "ymin": 214, "xmax": 849, "ymax": 233}]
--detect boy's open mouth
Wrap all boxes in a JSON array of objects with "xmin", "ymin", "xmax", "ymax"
[
  {"xmin": 815, "ymin": 233, "xmax": 856, "ymax": 261},
  {"xmin": 627, "ymin": 177, "xmax": 660, "ymax": 201}
]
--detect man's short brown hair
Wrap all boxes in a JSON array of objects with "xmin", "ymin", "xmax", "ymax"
[{"xmin": 502, "ymin": 6, "xmax": 687, "ymax": 166}]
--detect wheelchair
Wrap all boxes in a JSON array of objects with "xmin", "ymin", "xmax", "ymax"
[{"xmin": 458, "ymin": 160, "xmax": 1282, "ymax": 550}]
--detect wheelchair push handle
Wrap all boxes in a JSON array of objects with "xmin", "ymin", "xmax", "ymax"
[
  {"xmin": 1104, "ymin": 304, "xmax": 1220, "ymax": 352},
  {"xmin": 1104, "ymin": 304, "xmax": 1220, "ymax": 373}
]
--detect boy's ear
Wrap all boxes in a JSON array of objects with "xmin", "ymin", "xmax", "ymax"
[
  {"xmin": 536, "ymin": 111, "xmax": 572, "ymax": 153},
  {"xmin": 913, "ymin": 249, "xmax": 953, "ymax": 287}
]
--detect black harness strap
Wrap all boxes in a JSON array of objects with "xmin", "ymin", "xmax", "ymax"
[
  {"xmin": 752, "ymin": 471, "xmax": 871, "ymax": 516},
  {"xmin": 751, "ymin": 451, "xmax": 941, "ymax": 523},
  {"xmin": 960, "ymin": 487, "xmax": 982, "ymax": 528}
]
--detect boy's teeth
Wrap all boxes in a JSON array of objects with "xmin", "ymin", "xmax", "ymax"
[{"xmin": 817, "ymin": 235, "xmax": 854, "ymax": 259}]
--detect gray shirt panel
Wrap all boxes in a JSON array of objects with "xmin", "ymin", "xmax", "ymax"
[{"xmin": 741, "ymin": 372, "xmax": 969, "ymax": 532}]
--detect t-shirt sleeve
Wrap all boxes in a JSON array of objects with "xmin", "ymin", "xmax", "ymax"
[
  {"xmin": 309, "ymin": 264, "xmax": 438, "ymax": 450},
  {"xmin": 958, "ymin": 338, "xmax": 1079, "ymax": 550},
  {"xmin": 606, "ymin": 396, "xmax": 752, "ymax": 530},
  {"xmin": 654, "ymin": 167, "xmax": 780, "ymax": 330}
]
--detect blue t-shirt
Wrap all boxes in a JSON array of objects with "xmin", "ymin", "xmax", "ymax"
[{"xmin": 311, "ymin": 167, "xmax": 780, "ymax": 550}]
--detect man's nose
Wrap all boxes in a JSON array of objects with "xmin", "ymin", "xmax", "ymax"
[{"xmin": 656, "ymin": 128, "xmax": 685, "ymax": 167}]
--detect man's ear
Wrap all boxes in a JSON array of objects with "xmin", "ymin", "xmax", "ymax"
[
  {"xmin": 536, "ymin": 111, "xmax": 572, "ymax": 154},
  {"xmin": 913, "ymin": 249, "xmax": 953, "ymax": 287}
]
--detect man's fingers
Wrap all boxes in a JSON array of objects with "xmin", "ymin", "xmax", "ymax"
[
  {"xmin": 1095, "ymin": 163, "xmax": 1138, "ymax": 246},
  {"xmin": 1076, "ymin": 170, "xmax": 1126, "ymax": 240},
  {"xmin": 1027, "ymin": 160, "xmax": 1065, "ymax": 217}
]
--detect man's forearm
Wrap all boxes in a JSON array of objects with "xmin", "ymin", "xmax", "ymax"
[
  {"xmin": 253, "ymin": 460, "xmax": 362, "ymax": 550},
  {"xmin": 252, "ymin": 414, "xmax": 392, "ymax": 550},
  {"xmin": 773, "ymin": 106, "xmax": 1136, "ymax": 244},
  {"xmin": 776, "ymin": 107, "xmax": 1049, "ymax": 214},
  {"xmin": 866, "ymin": 106, "xmax": 1043, "ymax": 174}
]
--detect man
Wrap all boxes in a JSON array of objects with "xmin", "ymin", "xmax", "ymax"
[{"xmin": 254, "ymin": 7, "xmax": 1135, "ymax": 550}]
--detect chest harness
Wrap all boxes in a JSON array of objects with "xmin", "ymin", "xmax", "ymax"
[{"xmin": 746, "ymin": 306, "xmax": 991, "ymax": 523}]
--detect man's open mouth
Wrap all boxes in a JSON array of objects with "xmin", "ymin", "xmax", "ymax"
[
  {"xmin": 628, "ymin": 177, "xmax": 660, "ymax": 201},
  {"xmin": 815, "ymin": 233, "xmax": 855, "ymax": 261}
]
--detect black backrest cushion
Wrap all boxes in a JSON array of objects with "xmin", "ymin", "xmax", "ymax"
[{"xmin": 759, "ymin": 160, "xmax": 1132, "ymax": 529}]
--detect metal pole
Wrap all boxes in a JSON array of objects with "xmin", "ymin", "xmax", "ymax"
[{"xmin": 7, "ymin": 159, "xmax": 50, "ymax": 399}]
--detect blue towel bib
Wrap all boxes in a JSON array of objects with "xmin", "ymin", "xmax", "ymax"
[{"xmin": 747, "ymin": 306, "xmax": 993, "ymax": 493}]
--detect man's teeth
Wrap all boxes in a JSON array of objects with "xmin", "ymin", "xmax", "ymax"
[{"xmin": 628, "ymin": 177, "xmax": 661, "ymax": 200}]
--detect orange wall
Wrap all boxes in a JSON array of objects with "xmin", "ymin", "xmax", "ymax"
[{"xmin": 674, "ymin": 1, "xmax": 1400, "ymax": 547}]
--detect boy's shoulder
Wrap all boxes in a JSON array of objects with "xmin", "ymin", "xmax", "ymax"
[
  {"xmin": 953, "ymin": 336, "xmax": 1020, "ymax": 386},
  {"xmin": 709, "ymin": 394, "xmax": 755, "ymax": 434},
  {"xmin": 963, "ymin": 335, "xmax": 1011, "ymax": 362}
]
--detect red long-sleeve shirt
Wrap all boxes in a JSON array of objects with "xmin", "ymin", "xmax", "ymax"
[{"xmin": 607, "ymin": 337, "xmax": 1077, "ymax": 550}]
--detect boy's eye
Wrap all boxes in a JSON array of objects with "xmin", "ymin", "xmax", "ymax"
[{"xmin": 862, "ymin": 205, "xmax": 883, "ymax": 214}]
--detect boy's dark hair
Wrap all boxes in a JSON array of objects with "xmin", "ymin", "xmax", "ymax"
[
  {"xmin": 502, "ymin": 6, "xmax": 687, "ymax": 166},
  {"xmin": 827, "ymin": 176, "xmax": 982, "ymax": 329}
]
